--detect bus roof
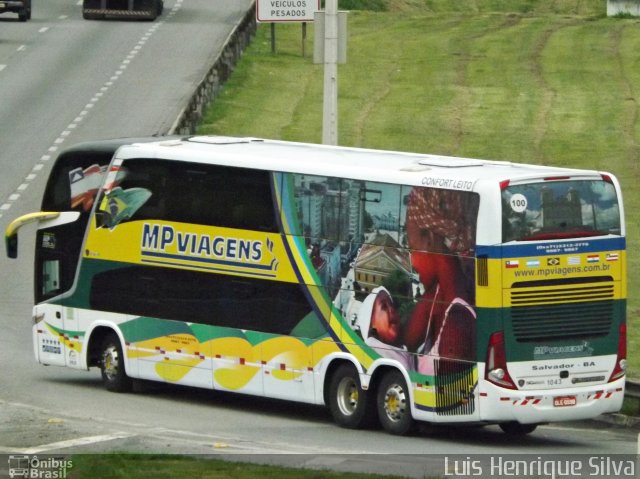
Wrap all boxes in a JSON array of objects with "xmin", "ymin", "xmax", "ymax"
[{"xmin": 110, "ymin": 136, "xmax": 607, "ymax": 191}]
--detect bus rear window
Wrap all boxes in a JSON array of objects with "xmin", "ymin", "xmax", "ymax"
[{"xmin": 501, "ymin": 179, "xmax": 621, "ymax": 242}]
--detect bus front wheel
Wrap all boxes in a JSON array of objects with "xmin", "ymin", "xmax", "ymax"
[
  {"xmin": 328, "ymin": 364, "xmax": 372, "ymax": 429},
  {"xmin": 100, "ymin": 333, "xmax": 132, "ymax": 392},
  {"xmin": 499, "ymin": 422, "xmax": 537, "ymax": 436},
  {"xmin": 377, "ymin": 370, "xmax": 414, "ymax": 435}
]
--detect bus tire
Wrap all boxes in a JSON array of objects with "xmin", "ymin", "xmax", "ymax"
[
  {"xmin": 328, "ymin": 364, "xmax": 372, "ymax": 429},
  {"xmin": 377, "ymin": 370, "xmax": 414, "ymax": 435},
  {"xmin": 499, "ymin": 422, "xmax": 537, "ymax": 436},
  {"xmin": 100, "ymin": 333, "xmax": 132, "ymax": 393}
]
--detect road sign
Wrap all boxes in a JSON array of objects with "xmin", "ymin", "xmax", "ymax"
[{"xmin": 256, "ymin": 0, "xmax": 320, "ymax": 23}]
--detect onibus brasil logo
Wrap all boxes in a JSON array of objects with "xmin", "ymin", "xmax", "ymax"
[{"xmin": 8, "ymin": 455, "xmax": 73, "ymax": 479}]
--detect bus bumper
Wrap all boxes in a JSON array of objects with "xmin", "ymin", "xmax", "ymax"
[
  {"xmin": 477, "ymin": 377, "xmax": 626, "ymax": 424},
  {"xmin": 82, "ymin": 0, "xmax": 161, "ymax": 20}
]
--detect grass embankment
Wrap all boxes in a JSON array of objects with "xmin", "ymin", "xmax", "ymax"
[
  {"xmin": 66, "ymin": 455, "xmax": 420, "ymax": 479},
  {"xmin": 199, "ymin": 0, "xmax": 640, "ymax": 378}
]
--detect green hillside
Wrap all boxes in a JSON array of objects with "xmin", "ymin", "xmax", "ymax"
[{"xmin": 199, "ymin": 0, "xmax": 640, "ymax": 377}]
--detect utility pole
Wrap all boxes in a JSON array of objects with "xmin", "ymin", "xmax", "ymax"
[{"xmin": 322, "ymin": 0, "xmax": 338, "ymax": 146}]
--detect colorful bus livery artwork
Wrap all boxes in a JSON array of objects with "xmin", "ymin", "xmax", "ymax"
[{"xmin": 5, "ymin": 136, "xmax": 626, "ymax": 436}]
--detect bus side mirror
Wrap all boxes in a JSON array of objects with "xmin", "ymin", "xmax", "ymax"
[
  {"xmin": 4, "ymin": 212, "xmax": 79, "ymax": 259},
  {"xmin": 6, "ymin": 232, "xmax": 18, "ymax": 259}
]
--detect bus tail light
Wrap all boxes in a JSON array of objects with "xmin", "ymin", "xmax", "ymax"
[
  {"xmin": 609, "ymin": 323, "xmax": 626, "ymax": 382},
  {"xmin": 485, "ymin": 331, "xmax": 517, "ymax": 390},
  {"xmin": 601, "ymin": 173, "xmax": 614, "ymax": 184}
]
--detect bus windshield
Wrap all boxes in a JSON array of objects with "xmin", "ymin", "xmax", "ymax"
[{"xmin": 501, "ymin": 179, "xmax": 621, "ymax": 242}]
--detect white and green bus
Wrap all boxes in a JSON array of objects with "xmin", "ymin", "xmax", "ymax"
[{"xmin": 6, "ymin": 136, "xmax": 627, "ymax": 435}]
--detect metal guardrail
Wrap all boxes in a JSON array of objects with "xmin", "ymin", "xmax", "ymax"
[{"xmin": 626, "ymin": 380, "xmax": 640, "ymax": 399}]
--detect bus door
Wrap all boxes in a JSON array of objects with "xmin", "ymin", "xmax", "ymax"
[
  {"xmin": 33, "ymin": 212, "xmax": 84, "ymax": 367},
  {"xmin": 33, "ymin": 145, "xmax": 123, "ymax": 367}
]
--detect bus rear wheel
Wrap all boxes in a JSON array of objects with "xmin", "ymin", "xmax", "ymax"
[
  {"xmin": 377, "ymin": 370, "xmax": 414, "ymax": 435},
  {"xmin": 100, "ymin": 333, "xmax": 132, "ymax": 392},
  {"xmin": 499, "ymin": 422, "xmax": 537, "ymax": 436},
  {"xmin": 328, "ymin": 364, "xmax": 372, "ymax": 429}
]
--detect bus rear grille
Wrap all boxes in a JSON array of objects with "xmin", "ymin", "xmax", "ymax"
[
  {"xmin": 434, "ymin": 359, "xmax": 475, "ymax": 416},
  {"xmin": 83, "ymin": 9, "xmax": 154, "ymax": 16},
  {"xmin": 511, "ymin": 300, "xmax": 614, "ymax": 342},
  {"xmin": 510, "ymin": 284, "xmax": 614, "ymax": 306}
]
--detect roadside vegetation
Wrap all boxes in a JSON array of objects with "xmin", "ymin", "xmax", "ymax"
[
  {"xmin": 67, "ymin": 454, "xmax": 426, "ymax": 478},
  {"xmin": 199, "ymin": 0, "xmax": 640, "ymax": 378}
]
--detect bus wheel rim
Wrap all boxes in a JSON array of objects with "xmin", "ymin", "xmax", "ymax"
[
  {"xmin": 336, "ymin": 377, "xmax": 358, "ymax": 416},
  {"xmin": 383, "ymin": 384, "xmax": 406, "ymax": 422},
  {"xmin": 103, "ymin": 345, "xmax": 119, "ymax": 380}
]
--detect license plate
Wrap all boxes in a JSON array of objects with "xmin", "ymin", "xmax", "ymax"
[
  {"xmin": 554, "ymin": 396, "xmax": 576, "ymax": 407},
  {"xmin": 0, "ymin": 2, "xmax": 6, "ymax": 7}
]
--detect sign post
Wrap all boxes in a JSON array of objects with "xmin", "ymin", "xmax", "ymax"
[
  {"xmin": 256, "ymin": 1, "xmax": 320, "ymax": 55},
  {"xmin": 256, "ymin": 0, "xmax": 346, "ymax": 146},
  {"xmin": 256, "ymin": 0, "xmax": 319, "ymax": 23}
]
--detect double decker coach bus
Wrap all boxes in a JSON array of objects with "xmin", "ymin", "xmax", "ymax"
[{"xmin": 5, "ymin": 136, "xmax": 626, "ymax": 435}]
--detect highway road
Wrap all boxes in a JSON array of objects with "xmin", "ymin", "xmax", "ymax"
[
  {"xmin": 0, "ymin": 2, "xmax": 637, "ymax": 477},
  {"xmin": 0, "ymin": 0, "xmax": 251, "ymax": 210}
]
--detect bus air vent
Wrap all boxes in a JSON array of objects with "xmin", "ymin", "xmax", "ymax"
[
  {"xmin": 510, "ymin": 300, "xmax": 614, "ymax": 342},
  {"xmin": 477, "ymin": 255, "xmax": 488, "ymax": 287},
  {"xmin": 511, "ymin": 283, "xmax": 614, "ymax": 306},
  {"xmin": 418, "ymin": 157, "xmax": 483, "ymax": 168},
  {"xmin": 187, "ymin": 136, "xmax": 258, "ymax": 145},
  {"xmin": 434, "ymin": 359, "xmax": 476, "ymax": 416}
]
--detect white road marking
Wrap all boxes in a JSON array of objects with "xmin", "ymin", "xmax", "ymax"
[{"xmin": 17, "ymin": 433, "xmax": 137, "ymax": 454}]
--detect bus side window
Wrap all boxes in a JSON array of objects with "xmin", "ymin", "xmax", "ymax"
[
  {"xmin": 114, "ymin": 159, "xmax": 278, "ymax": 233},
  {"xmin": 42, "ymin": 259, "xmax": 60, "ymax": 296},
  {"xmin": 216, "ymin": 168, "xmax": 277, "ymax": 232},
  {"xmin": 90, "ymin": 265, "xmax": 313, "ymax": 336}
]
